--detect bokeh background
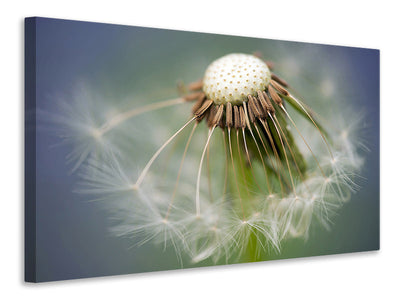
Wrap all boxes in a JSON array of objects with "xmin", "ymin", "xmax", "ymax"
[{"xmin": 29, "ymin": 17, "xmax": 379, "ymax": 282}]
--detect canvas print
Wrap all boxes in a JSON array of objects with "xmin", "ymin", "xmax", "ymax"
[{"xmin": 25, "ymin": 17, "xmax": 380, "ymax": 282}]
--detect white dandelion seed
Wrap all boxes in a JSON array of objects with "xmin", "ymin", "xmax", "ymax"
[{"xmin": 52, "ymin": 52, "xmax": 365, "ymax": 263}]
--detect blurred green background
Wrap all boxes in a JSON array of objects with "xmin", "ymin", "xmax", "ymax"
[{"xmin": 33, "ymin": 17, "xmax": 379, "ymax": 282}]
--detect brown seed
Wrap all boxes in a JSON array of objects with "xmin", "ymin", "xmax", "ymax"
[
  {"xmin": 226, "ymin": 102, "xmax": 233, "ymax": 129},
  {"xmin": 184, "ymin": 91, "xmax": 204, "ymax": 102},
  {"xmin": 207, "ymin": 105, "xmax": 217, "ymax": 128},
  {"xmin": 176, "ymin": 80, "xmax": 185, "ymax": 95},
  {"xmin": 213, "ymin": 105, "xmax": 224, "ymax": 127},
  {"xmin": 253, "ymin": 96, "xmax": 267, "ymax": 120},
  {"xmin": 248, "ymin": 95, "xmax": 262, "ymax": 119},
  {"xmin": 257, "ymin": 91, "xmax": 274, "ymax": 115},
  {"xmin": 271, "ymin": 74, "xmax": 288, "ymax": 87},
  {"xmin": 218, "ymin": 114, "xmax": 225, "ymax": 129},
  {"xmin": 248, "ymin": 95, "xmax": 261, "ymax": 123},
  {"xmin": 238, "ymin": 106, "xmax": 246, "ymax": 129},
  {"xmin": 188, "ymin": 80, "xmax": 203, "ymax": 91},
  {"xmin": 194, "ymin": 99, "xmax": 213, "ymax": 121},
  {"xmin": 271, "ymin": 80, "xmax": 289, "ymax": 96},
  {"xmin": 268, "ymin": 85, "xmax": 283, "ymax": 106},
  {"xmin": 263, "ymin": 91, "xmax": 276, "ymax": 114},
  {"xmin": 252, "ymin": 51, "xmax": 263, "ymax": 58},
  {"xmin": 247, "ymin": 99, "xmax": 256, "ymax": 123},
  {"xmin": 234, "ymin": 106, "xmax": 240, "ymax": 129},
  {"xmin": 265, "ymin": 60, "xmax": 275, "ymax": 70},
  {"xmin": 191, "ymin": 93, "xmax": 206, "ymax": 114}
]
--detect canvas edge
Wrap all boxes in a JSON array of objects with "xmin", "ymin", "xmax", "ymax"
[{"xmin": 24, "ymin": 16, "xmax": 37, "ymax": 283}]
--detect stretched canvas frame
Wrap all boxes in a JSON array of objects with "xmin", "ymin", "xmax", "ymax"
[{"xmin": 25, "ymin": 17, "xmax": 380, "ymax": 282}]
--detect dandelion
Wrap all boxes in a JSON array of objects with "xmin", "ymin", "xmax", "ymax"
[{"xmin": 56, "ymin": 52, "xmax": 364, "ymax": 264}]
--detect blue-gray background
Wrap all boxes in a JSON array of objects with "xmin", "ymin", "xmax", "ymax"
[{"xmin": 30, "ymin": 17, "xmax": 379, "ymax": 282}]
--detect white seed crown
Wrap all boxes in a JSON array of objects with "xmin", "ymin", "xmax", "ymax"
[{"xmin": 203, "ymin": 53, "xmax": 271, "ymax": 105}]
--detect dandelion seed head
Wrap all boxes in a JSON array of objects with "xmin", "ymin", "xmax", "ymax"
[{"xmin": 203, "ymin": 53, "xmax": 271, "ymax": 105}]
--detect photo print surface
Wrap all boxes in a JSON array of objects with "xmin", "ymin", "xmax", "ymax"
[{"xmin": 25, "ymin": 17, "xmax": 380, "ymax": 282}]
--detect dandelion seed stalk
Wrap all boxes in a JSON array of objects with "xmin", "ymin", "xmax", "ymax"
[{"xmin": 60, "ymin": 53, "xmax": 365, "ymax": 264}]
